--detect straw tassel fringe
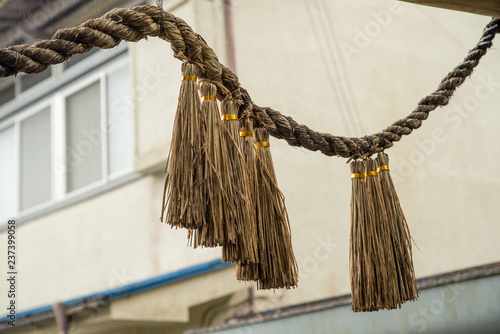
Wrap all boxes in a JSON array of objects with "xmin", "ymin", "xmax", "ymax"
[
  {"xmin": 161, "ymin": 62, "xmax": 205, "ymax": 230},
  {"xmin": 254, "ymin": 128, "xmax": 298, "ymax": 289},
  {"xmin": 349, "ymin": 155, "xmax": 419, "ymax": 312},
  {"xmin": 350, "ymin": 160, "xmax": 374, "ymax": 311},
  {"xmin": 235, "ymin": 119, "xmax": 261, "ymax": 282},
  {"xmin": 363, "ymin": 158, "xmax": 398, "ymax": 311},
  {"xmin": 191, "ymin": 81, "xmax": 237, "ymax": 248},
  {"xmin": 376, "ymin": 152, "xmax": 419, "ymax": 304},
  {"xmin": 160, "ymin": 66, "xmax": 415, "ymax": 299},
  {"xmin": 220, "ymin": 100, "xmax": 259, "ymax": 264}
]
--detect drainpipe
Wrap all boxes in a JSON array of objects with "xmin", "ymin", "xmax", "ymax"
[
  {"xmin": 52, "ymin": 302, "xmax": 69, "ymax": 334},
  {"xmin": 248, "ymin": 286, "xmax": 255, "ymax": 313},
  {"xmin": 224, "ymin": 0, "xmax": 237, "ymax": 74}
]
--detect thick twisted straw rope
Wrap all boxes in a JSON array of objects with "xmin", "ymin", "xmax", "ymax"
[{"xmin": 0, "ymin": 5, "xmax": 498, "ymax": 159}]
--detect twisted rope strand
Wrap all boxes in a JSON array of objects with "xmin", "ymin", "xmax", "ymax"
[{"xmin": 0, "ymin": 5, "xmax": 498, "ymax": 159}]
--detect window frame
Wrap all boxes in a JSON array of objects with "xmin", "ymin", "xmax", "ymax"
[
  {"xmin": 0, "ymin": 52, "xmax": 135, "ymax": 225},
  {"xmin": 0, "ymin": 98, "xmax": 53, "ymax": 218},
  {"xmin": 0, "ymin": 43, "xmax": 128, "ymax": 121}
]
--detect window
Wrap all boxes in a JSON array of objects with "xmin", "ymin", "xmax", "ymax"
[
  {"xmin": 0, "ymin": 69, "xmax": 52, "ymax": 107},
  {"xmin": 66, "ymin": 81, "xmax": 103, "ymax": 192},
  {"xmin": 107, "ymin": 66, "xmax": 133, "ymax": 175},
  {"xmin": 20, "ymin": 107, "xmax": 52, "ymax": 210},
  {"xmin": 0, "ymin": 126, "xmax": 17, "ymax": 220},
  {"xmin": 0, "ymin": 56, "xmax": 133, "ymax": 222}
]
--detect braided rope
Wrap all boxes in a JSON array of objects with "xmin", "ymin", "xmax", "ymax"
[{"xmin": 0, "ymin": 5, "xmax": 498, "ymax": 159}]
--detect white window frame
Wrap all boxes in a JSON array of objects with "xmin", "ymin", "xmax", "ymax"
[
  {"xmin": 0, "ymin": 98, "xmax": 54, "ymax": 217},
  {"xmin": 0, "ymin": 53, "xmax": 135, "ymax": 225}
]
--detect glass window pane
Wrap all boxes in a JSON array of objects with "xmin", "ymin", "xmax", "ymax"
[
  {"xmin": 107, "ymin": 66, "xmax": 133, "ymax": 175},
  {"xmin": 20, "ymin": 108, "xmax": 52, "ymax": 210},
  {"xmin": 66, "ymin": 81, "xmax": 102, "ymax": 192},
  {"xmin": 0, "ymin": 126, "xmax": 17, "ymax": 220}
]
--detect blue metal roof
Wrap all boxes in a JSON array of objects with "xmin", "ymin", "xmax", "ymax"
[{"xmin": 1, "ymin": 259, "xmax": 233, "ymax": 324}]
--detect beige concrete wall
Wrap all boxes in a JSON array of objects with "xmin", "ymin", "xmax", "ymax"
[
  {"xmin": 1, "ymin": 0, "xmax": 499, "ymax": 331},
  {"xmin": 230, "ymin": 0, "xmax": 500, "ymax": 310},
  {"xmin": 0, "ymin": 173, "xmax": 224, "ymax": 311}
]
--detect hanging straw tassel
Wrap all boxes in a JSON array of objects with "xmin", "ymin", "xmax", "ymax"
[
  {"xmin": 192, "ymin": 81, "xmax": 236, "ymax": 248},
  {"xmin": 376, "ymin": 152, "xmax": 419, "ymax": 304},
  {"xmin": 349, "ymin": 160, "xmax": 376, "ymax": 311},
  {"xmin": 235, "ymin": 119, "xmax": 261, "ymax": 282},
  {"xmin": 161, "ymin": 62, "xmax": 205, "ymax": 230},
  {"xmin": 350, "ymin": 158, "xmax": 401, "ymax": 312},
  {"xmin": 220, "ymin": 101, "xmax": 259, "ymax": 264},
  {"xmin": 253, "ymin": 128, "xmax": 298, "ymax": 289},
  {"xmin": 363, "ymin": 158, "xmax": 399, "ymax": 310}
]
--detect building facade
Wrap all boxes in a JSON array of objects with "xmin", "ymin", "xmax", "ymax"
[{"xmin": 0, "ymin": 0, "xmax": 499, "ymax": 333}]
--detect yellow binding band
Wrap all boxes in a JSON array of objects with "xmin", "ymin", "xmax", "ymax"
[
  {"xmin": 255, "ymin": 142, "xmax": 270, "ymax": 148},
  {"xmin": 351, "ymin": 173, "xmax": 365, "ymax": 179},
  {"xmin": 182, "ymin": 75, "xmax": 197, "ymax": 81},
  {"xmin": 202, "ymin": 95, "xmax": 216, "ymax": 101},
  {"xmin": 240, "ymin": 131, "xmax": 253, "ymax": 137},
  {"xmin": 365, "ymin": 171, "xmax": 378, "ymax": 177},
  {"xmin": 377, "ymin": 165, "xmax": 389, "ymax": 172},
  {"xmin": 222, "ymin": 114, "xmax": 238, "ymax": 121}
]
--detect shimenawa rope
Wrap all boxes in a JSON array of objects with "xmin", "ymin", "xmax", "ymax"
[{"xmin": 0, "ymin": 5, "xmax": 498, "ymax": 159}]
